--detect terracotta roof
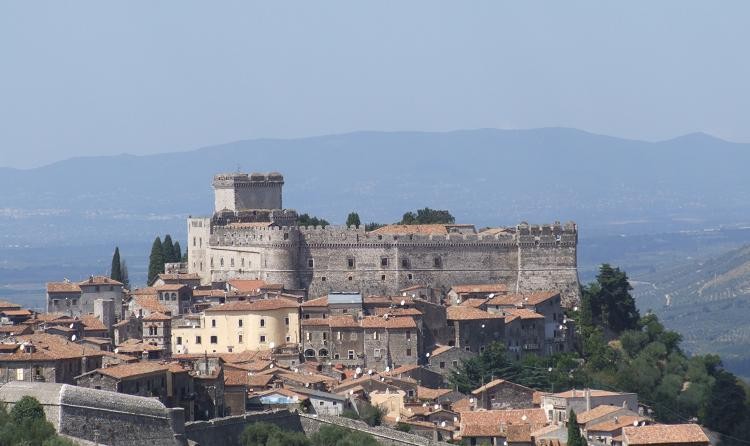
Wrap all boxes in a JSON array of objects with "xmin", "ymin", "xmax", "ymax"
[
  {"xmin": 33, "ymin": 313, "xmax": 72, "ymax": 323},
  {"xmin": 504, "ymin": 308, "xmax": 545, "ymax": 320},
  {"xmin": 370, "ymin": 224, "xmax": 450, "ymax": 235},
  {"xmin": 451, "ymin": 284, "xmax": 508, "ymax": 294},
  {"xmin": 143, "ymin": 312, "xmax": 171, "ymax": 322},
  {"xmin": 301, "ymin": 318, "xmax": 331, "ymax": 327},
  {"xmin": 430, "ymin": 345, "xmax": 453, "ymax": 357},
  {"xmin": 486, "ymin": 291, "xmax": 559, "ymax": 307},
  {"xmin": 247, "ymin": 374, "xmax": 275, "ymax": 388},
  {"xmin": 46, "ymin": 282, "xmax": 82, "ymax": 293},
  {"xmin": 79, "ymin": 276, "xmax": 123, "ymax": 286},
  {"xmin": 95, "ymin": 362, "xmax": 168, "ymax": 380},
  {"xmin": 384, "ymin": 364, "xmax": 420, "ymax": 375},
  {"xmin": 0, "ymin": 333, "xmax": 104, "ymax": 361},
  {"xmin": 81, "ymin": 337, "xmax": 111, "ymax": 345},
  {"xmin": 131, "ymin": 295, "xmax": 169, "ymax": 314},
  {"xmin": 254, "ymin": 387, "xmax": 308, "ymax": 401},
  {"xmin": 0, "ymin": 324, "xmax": 32, "ymax": 335},
  {"xmin": 551, "ymin": 389, "xmax": 627, "ymax": 398},
  {"xmin": 622, "ymin": 424, "xmax": 710, "ymax": 444},
  {"xmin": 471, "ymin": 379, "xmax": 533, "ymax": 395},
  {"xmin": 157, "ymin": 273, "xmax": 200, "ymax": 281},
  {"xmin": 226, "ymin": 222, "xmax": 273, "ymax": 229},
  {"xmin": 360, "ymin": 316, "xmax": 417, "ymax": 329},
  {"xmin": 155, "ymin": 284, "xmax": 187, "ymax": 291},
  {"xmin": 0, "ymin": 300, "xmax": 22, "ymax": 309},
  {"xmin": 446, "ymin": 306, "xmax": 503, "ymax": 321},
  {"xmin": 116, "ymin": 339, "xmax": 163, "ymax": 353},
  {"xmin": 451, "ymin": 397, "xmax": 472, "ymax": 412},
  {"xmin": 80, "ymin": 314, "xmax": 107, "ymax": 331},
  {"xmin": 0, "ymin": 309, "xmax": 32, "ymax": 317},
  {"xmin": 460, "ymin": 409, "xmax": 547, "ymax": 437},
  {"xmin": 224, "ymin": 368, "xmax": 249, "ymax": 386},
  {"xmin": 576, "ymin": 405, "xmax": 622, "ymax": 424},
  {"xmin": 129, "ymin": 287, "xmax": 157, "ymax": 296},
  {"xmin": 459, "ymin": 298, "xmax": 488, "ymax": 308},
  {"xmin": 327, "ymin": 316, "xmax": 360, "ymax": 328},
  {"xmin": 371, "ymin": 307, "xmax": 423, "ymax": 317},
  {"xmin": 301, "ymin": 296, "xmax": 328, "ymax": 307},
  {"xmin": 227, "ymin": 279, "xmax": 269, "ymax": 293},
  {"xmin": 204, "ymin": 298, "xmax": 298, "ymax": 312},
  {"xmin": 417, "ymin": 386, "xmax": 452, "ymax": 400},
  {"xmin": 588, "ymin": 416, "xmax": 642, "ymax": 433}
]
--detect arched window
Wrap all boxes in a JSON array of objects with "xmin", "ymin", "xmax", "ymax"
[
  {"xmin": 318, "ymin": 349, "xmax": 329, "ymax": 357},
  {"xmin": 230, "ymin": 258, "xmax": 235, "ymax": 267},
  {"xmin": 304, "ymin": 349, "xmax": 316, "ymax": 358},
  {"xmin": 220, "ymin": 258, "xmax": 224, "ymax": 267}
]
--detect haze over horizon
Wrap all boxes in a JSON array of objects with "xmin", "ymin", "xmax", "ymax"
[{"xmin": 2, "ymin": 1, "xmax": 749, "ymax": 168}]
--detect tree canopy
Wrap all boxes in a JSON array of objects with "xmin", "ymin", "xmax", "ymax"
[
  {"xmin": 110, "ymin": 247, "xmax": 122, "ymax": 283},
  {"xmin": 346, "ymin": 212, "xmax": 361, "ymax": 227},
  {"xmin": 147, "ymin": 236, "xmax": 164, "ymax": 285},
  {"xmin": 399, "ymin": 207, "xmax": 455, "ymax": 225},
  {"xmin": 297, "ymin": 213, "xmax": 330, "ymax": 227},
  {"xmin": 240, "ymin": 422, "xmax": 378, "ymax": 446},
  {"xmin": 0, "ymin": 396, "xmax": 75, "ymax": 445}
]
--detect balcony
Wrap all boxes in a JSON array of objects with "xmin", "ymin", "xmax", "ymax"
[{"xmin": 522, "ymin": 344, "xmax": 540, "ymax": 351}]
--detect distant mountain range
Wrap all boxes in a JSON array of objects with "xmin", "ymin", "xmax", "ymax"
[{"xmin": 1, "ymin": 128, "xmax": 749, "ymax": 249}]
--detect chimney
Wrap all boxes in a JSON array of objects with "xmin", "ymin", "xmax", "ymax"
[{"xmin": 585, "ymin": 388, "xmax": 591, "ymax": 412}]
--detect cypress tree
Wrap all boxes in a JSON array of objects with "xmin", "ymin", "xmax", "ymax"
[
  {"xmin": 110, "ymin": 247, "xmax": 122, "ymax": 283},
  {"xmin": 120, "ymin": 259, "xmax": 130, "ymax": 290},
  {"xmin": 346, "ymin": 212, "xmax": 361, "ymax": 227},
  {"xmin": 148, "ymin": 236, "xmax": 163, "ymax": 285},
  {"xmin": 173, "ymin": 241, "xmax": 182, "ymax": 264},
  {"xmin": 162, "ymin": 234, "xmax": 176, "ymax": 263},
  {"xmin": 567, "ymin": 410, "xmax": 584, "ymax": 446}
]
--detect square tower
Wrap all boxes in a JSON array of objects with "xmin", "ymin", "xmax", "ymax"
[{"xmin": 213, "ymin": 172, "xmax": 284, "ymax": 212}]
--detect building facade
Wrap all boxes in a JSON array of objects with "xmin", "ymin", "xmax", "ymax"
[{"xmin": 187, "ymin": 172, "xmax": 581, "ymax": 307}]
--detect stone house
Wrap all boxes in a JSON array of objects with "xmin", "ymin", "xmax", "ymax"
[
  {"xmin": 0, "ymin": 308, "xmax": 33, "ymax": 325},
  {"xmin": 154, "ymin": 284, "xmax": 192, "ymax": 315},
  {"xmin": 143, "ymin": 312, "xmax": 172, "ymax": 357},
  {"xmin": 45, "ymin": 281, "xmax": 82, "ymax": 315},
  {"xmin": 447, "ymin": 283, "xmax": 508, "ymax": 305},
  {"xmin": 0, "ymin": 333, "xmax": 104, "ymax": 385},
  {"xmin": 621, "ymin": 424, "xmax": 710, "ymax": 446},
  {"xmin": 75, "ymin": 362, "xmax": 169, "ymax": 400},
  {"xmin": 540, "ymin": 389, "xmax": 639, "ymax": 423},
  {"xmin": 291, "ymin": 387, "xmax": 348, "ymax": 416},
  {"xmin": 445, "ymin": 306, "xmax": 505, "ymax": 353},
  {"xmin": 471, "ymin": 378, "xmax": 535, "ymax": 410},
  {"xmin": 459, "ymin": 408, "xmax": 548, "ymax": 446},
  {"xmin": 223, "ymin": 367, "xmax": 248, "ymax": 416},
  {"xmin": 151, "ymin": 272, "xmax": 202, "ymax": 289},
  {"xmin": 127, "ymin": 288, "xmax": 171, "ymax": 318},
  {"xmin": 362, "ymin": 315, "xmax": 419, "ymax": 370},
  {"xmin": 383, "ymin": 364, "xmax": 444, "ymax": 389},
  {"xmin": 172, "ymin": 297, "xmax": 299, "ymax": 355},
  {"xmin": 425, "ymin": 345, "xmax": 476, "ymax": 382},
  {"xmin": 502, "ymin": 309, "xmax": 546, "ymax": 360},
  {"xmin": 487, "ymin": 291, "xmax": 570, "ymax": 355},
  {"xmin": 576, "ymin": 404, "xmax": 642, "ymax": 431},
  {"xmin": 77, "ymin": 276, "xmax": 124, "ymax": 318},
  {"xmin": 113, "ymin": 315, "xmax": 142, "ymax": 345}
]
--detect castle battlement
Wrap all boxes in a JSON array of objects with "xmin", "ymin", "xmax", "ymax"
[{"xmin": 188, "ymin": 172, "xmax": 581, "ymax": 307}]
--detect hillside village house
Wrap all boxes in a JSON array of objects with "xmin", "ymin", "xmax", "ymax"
[
  {"xmin": 171, "ymin": 297, "xmax": 300, "ymax": 355},
  {"xmin": 46, "ymin": 276, "xmax": 124, "ymax": 317},
  {"xmin": 541, "ymin": 389, "xmax": 639, "ymax": 423}
]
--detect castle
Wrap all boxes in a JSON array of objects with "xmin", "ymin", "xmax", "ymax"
[{"xmin": 187, "ymin": 172, "xmax": 581, "ymax": 306}]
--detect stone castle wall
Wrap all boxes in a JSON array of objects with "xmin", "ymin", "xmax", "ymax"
[{"xmin": 188, "ymin": 222, "xmax": 581, "ymax": 306}]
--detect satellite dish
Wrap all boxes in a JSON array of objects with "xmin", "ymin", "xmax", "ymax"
[
  {"xmin": 396, "ymin": 416, "xmax": 401, "ymax": 422},
  {"xmin": 355, "ymin": 367, "xmax": 362, "ymax": 375},
  {"xmin": 349, "ymin": 389, "xmax": 354, "ymax": 395},
  {"xmin": 548, "ymin": 367, "xmax": 553, "ymax": 372},
  {"xmin": 400, "ymin": 300, "xmax": 405, "ymax": 306},
  {"xmin": 633, "ymin": 420, "xmax": 639, "ymax": 426},
  {"xmin": 521, "ymin": 415, "xmax": 527, "ymax": 421},
  {"xmin": 368, "ymin": 369, "xmax": 373, "ymax": 375},
  {"xmin": 573, "ymin": 306, "xmax": 578, "ymax": 311},
  {"xmin": 114, "ymin": 348, "xmax": 119, "ymax": 354},
  {"xmin": 71, "ymin": 335, "xmax": 77, "ymax": 341},
  {"xmin": 422, "ymin": 403, "xmax": 428, "ymax": 407},
  {"xmin": 69, "ymin": 323, "xmax": 75, "ymax": 329},
  {"xmin": 385, "ymin": 366, "xmax": 390, "ymax": 372},
  {"xmin": 269, "ymin": 342, "xmax": 275, "ymax": 349},
  {"xmin": 441, "ymin": 421, "xmax": 446, "ymax": 427},
  {"xmin": 402, "ymin": 292, "xmax": 407, "ymax": 297},
  {"xmin": 488, "ymin": 293, "xmax": 495, "ymax": 298},
  {"xmin": 434, "ymin": 404, "xmax": 440, "ymax": 410},
  {"xmin": 425, "ymin": 353, "xmax": 430, "ymax": 358},
  {"xmin": 453, "ymin": 416, "xmax": 458, "ymax": 423},
  {"xmin": 294, "ymin": 368, "xmax": 299, "ymax": 373},
  {"xmin": 481, "ymin": 324, "xmax": 485, "ymax": 329},
  {"xmin": 469, "ymin": 398, "xmax": 475, "ymax": 403},
  {"xmin": 269, "ymin": 364, "xmax": 274, "ymax": 369}
]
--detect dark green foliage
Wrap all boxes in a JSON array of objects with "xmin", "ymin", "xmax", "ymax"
[
  {"xmin": 147, "ymin": 236, "xmax": 164, "ymax": 285},
  {"xmin": 181, "ymin": 247, "xmax": 189, "ymax": 263},
  {"xmin": 120, "ymin": 259, "xmax": 130, "ymax": 289},
  {"xmin": 342, "ymin": 402, "xmax": 383, "ymax": 427},
  {"xmin": 580, "ymin": 264, "xmax": 639, "ymax": 335},
  {"xmin": 399, "ymin": 208, "xmax": 455, "ymax": 225},
  {"xmin": 110, "ymin": 247, "xmax": 122, "ymax": 283},
  {"xmin": 240, "ymin": 422, "xmax": 378, "ymax": 446},
  {"xmin": 395, "ymin": 422, "xmax": 411, "ymax": 432},
  {"xmin": 703, "ymin": 371, "xmax": 747, "ymax": 436},
  {"xmin": 162, "ymin": 234, "xmax": 176, "ymax": 263},
  {"xmin": 173, "ymin": 241, "xmax": 182, "ymax": 263},
  {"xmin": 566, "ymin": 410, "xmax": 585, "ymax": 446},
  {"xmin": 364, "ymin": 222, "xmax": 384, "ymax": 231},
  {"xmin": 297, "ymin": 213, "xmax": 330, "ymax": 227},
  {"xmin": 346, "ymin": 212, "xmax": 361, "ymax": 227},
  {"xmin": 0, "ymin": 397, "xmax": 75, "ymax": 446}
]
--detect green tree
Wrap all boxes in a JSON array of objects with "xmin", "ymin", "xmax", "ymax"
[
  {"xmin": 10, "ymin": 396, "xmax": 45, "ymax": 422},
  {"xmin": 581, "ymin": 264, "xmax": 639, "ymax": 335},
  {"xmin": 346, "ymin": 212, "xmax": 361, "ymax": 227},
  {"xmin": 297, "ymin": 213, "xmax": 330, "ymax": 227},
  {"xmin": 703, "ymin": 370, "xmax": 748, "ymax": 436},
  {"xmin": 364, "ymin": 222, "xmax": 384, "ymax": 231},
  {"xmin": 147, "ymin": 236, "xmax": 164, "ymax": 285},
  {"xmin": 162, "ymin": 234, "xmax": 176, "ymax": 263},
  {"xmin": 0, "ymin": 397, "xmax": 75, "ymax": 446},
  {"xmin": 399, "ymin": 207, "xmax": 455, "ymax": 225},
  {"xmin": 567, "ymin": 410, "xmax": 585, "ymax": 446},
  {"xmin": 120, "ymin": 259, "xmax": 130, "ymax": 290},
  {"xmin": 173, "ymin": 241, "xmax": 182, "ymax": 264},
  {"xmin": 110, "ymin": 247, "xmax": 122, "ymax": 283},
  {"xmin": 310, "ymin": 425, "xmax": 378, "ymax": 446}
]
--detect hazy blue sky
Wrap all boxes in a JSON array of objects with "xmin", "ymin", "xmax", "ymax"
[{"xmin": 1, "ymin": 1, "xmax": 748, "ymax": 168}]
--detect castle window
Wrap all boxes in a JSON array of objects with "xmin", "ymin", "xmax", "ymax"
[
  {"xmin": 380, "ymin": 257, "xmax": 388, "ymax": 267},
  {"xmin": 433, "ymin": 257, "xmax": 442, "ymax": 268},
  {"xmin": 193, "ymin": 237, "xmax": 196, "ymax": 247},
  {"xmin": 401, "ymin": 258, "xmax": 409, "ymax": 269},
  {"xmin": 439, "ymin": 361, "xmax": 445, "ymax": 369},
  {"xmin": 348, "ymin": 350, "xmax": 355, "ymax": 360},
  {"xmin": 196, "ymin": 336, "xmax": 202, "ymax": 344},
  {"xmin": 72, "ymin": 299, "xmax": 77, "ymax": 306},
  {"xmin": 347, "ymin": 257, "xmax": 355, "ymax": 269},
  {"xmin": 239, "ymin": 335, "xmax": 243, "ymax": 343},
  {"xmin": 230, "ymin": 258, "xmax": 234, "ymax": 267},
  {"xmin": 260, "ymin": 335, "xmax": 266, "ymax": 343},
  {"xmin": 283, "ymin": 232, "xmax": 289, "ymax": 240},
  {"xmin": 373, "ymin": 331, "xmax": 379, "ymax": 340},
  {"xmin": 321, "ymin": 276, "xmax": 326, "ymax": 282},
  {"xmin": 211, "ymin": 319, "xmax": 216, "ymax": 328},
  {"xmin": 210, "ymin": 336, "xmax": 217, "ymax": 344},
  {"xmin": 285, "ymin": 317, "xmax": 289, "ymax": 326},
  {"xmin": 210, "ymin": 258, "xmax": 214, "ymax": 268},
  {"xmin": 373, "ymin": 348, "xmax": 381, "ymax": 358},
  {"xmin": 381, "ymin": 275, "xmax": 386, "ymax": 281},
  {"xmin": 238, "ymin": 319, "xmax": 243, "ymax": 327},
  {"xmin": 241, "ymin": 258, "xmax": 245, "ymax": 267},
  {"xmin": 348, "ymin": 276, "xmax": 353, "ymax": 281},
  {"xmin": 199, "ymin": 237, "xmax": 202, "ymax": 248},
  {"xmin": 176, "ymin": 337, "xmax": 182, "ymax": 345},
  {"xmin": 306, "ymin": 332, "xmax": 311, "ymax": 341},
  {"xmin": 322, "ymin": 332, "xmax": 327, "ymax": 340},
  {"xmin": 406, "ymin": 330, "xmax": 411, "ymax": 340},
  {"xmin": 200, "ymin": 262, "xmax": 203, "ymax": 271},
  {"xmin": 220, "ymin": 258, "xmax": 224, "ymax": 267},
  {"xmin": 308, "ymin": 259, "xmax": 314, "ymax": 268},
  {"xmin": 171, "ymin": 293, "xmax": 177, "ymax": 301},
  {"xmin": 286, "ymin": 335, "xmax": 291, "ymax": 342},
  {"xmin": 337, "ymin": 331, "xmax": 342, "ymax": 340},
  {"xmin": 407, "ymin": 273, "xmax": 413, "ymax": 280},
  {"xmin": 406, "ymin": 348, "xmax": 412, "ymax": 356},
  {"xmin": 260, "ymin": 318, "xmax": 265, "ymax": 327}
]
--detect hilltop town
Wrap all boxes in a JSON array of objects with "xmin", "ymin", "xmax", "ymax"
[{"xmin": 0, "ymin": 173, "xmax": 714, "ymax": 446}]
